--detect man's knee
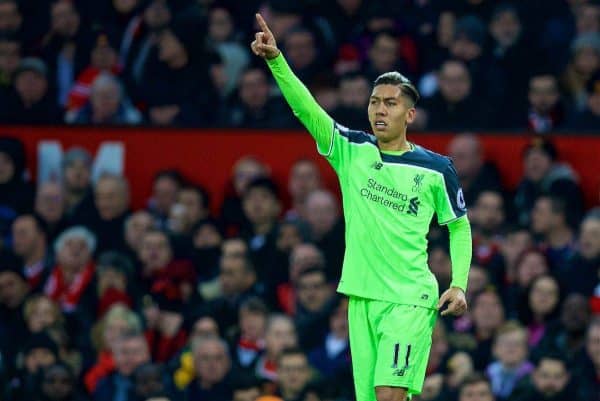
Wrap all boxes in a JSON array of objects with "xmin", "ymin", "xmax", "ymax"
[{"xmin": 375, "ymin": 386, "xmax": 408, "ymax": 401}]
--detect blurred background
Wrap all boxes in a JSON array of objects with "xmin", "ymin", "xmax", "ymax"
[{"xmin": 0, "ymin": 1, "xmax": 599, "ymax": 401}]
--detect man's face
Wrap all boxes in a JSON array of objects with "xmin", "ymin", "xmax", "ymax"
[
  {"xmin": 305, "ymin": 192, "xmax": 337, "ymax": 238},
  {"xmin": 451, "ymin": 36, "xmax": 482, "ymax": 61},
  {"xmin": 153, "ymin": 176, "xmax": 179, "ymax": 215},
  {"xmin": 459, "ymin": 382, "xmax": 494, "ymax": 401},
  {"xmin": 125, "ymin": 211, "xmax": 153, "ymax": 252},
  {"xmin": 158, "ymin": 30, "xmax": 187, "ymax": 68},
  {"xmin": 242, "ymin": 187, "xmax": 280, "ymax": 226},
  {"xmin": 139, "ymin": 232, "xmax": 172, "ymax": 271},
  {"xmin": 579, "ymin": 218, "xmax": 600, "ymax": 260},
  {"xmin": 473, "ymin": 293, "xmax": 504, "ymax": 333},
  {"xmin": 144, "ymin": 0, "xmax": 170, "ymax": 29},
  {"xmin": 369, "ymin": 34, "xmax": 397, "ymax": 72},
  {"xmin": 490, "ymin": 10, "xmax": 521, "ymax": 48},
  {"xmin": 0, "ymin": 1, "xmax": 21, "ymax": 32},
  {"xmin": 114, "ymin": 337, "xmax": 150, "ymax": 376},
  {"xmin": 516, "ymin": 252, "xmax": 548, "ymax": 287},
  {"xmin": 63, "ymin": 159, "xmax": 91, "ymax": 192},
  {"xmin": 493, "ymin": 331, "xmax": 528, "ymax": 367},
  {"xmin": 0, "ymin": 272, "xmax": 27, "ymax": 309},
  {"xmin": 209, "ymin": 7, "xmax": 233, "ymax": 42},
  {"xmin": 35, "ymin": 183, "xmax": 65, "ymax": 224},
  {"xmin": 15, "ymin": 70, "xmax": 47, "ymax": 104},
  {"xmin": 448, "ymin": 136, "xmax": 481, "ymax": 180},
  {"xmin": 51, "ymin": 1, "xmax": 79, "ymax": 38},
  {"xmin": 12, "ymin": 215, "xmax": 44, "ymax": 258},
  {"xmin": 28, "ymin": 297, "xmax": 58, "ymax": 333},
  {"xmin": 239, "ymin": 310, "xmax": 266, "ymax": 341},
  {"xmin": 0, "ymin": 151, "xmax": 13, "ymax": 183},
  {"xmin": 289, "ymin": 245, "xmax": 322, "ymax": 283},
  {"xmin": 439, "ymin": 62, "xmax": 471, "ymax": 103},
  {"xmin": 529, "ymin": 276, "xmax": 559, "ymax": 317},
  {"xmin": 178, "ymin": 189, "xmax": 206, "ymax": 225},
  {"xmin": 57, "ymin": 237, "xmax": 91, "ymax": 271},
  {"xmin": 240, "ymin": 69, "xmax": 269, "ymax": 110},
  {"xmin": 577, "ymin": 4, "xmax": 600, "ymax": 34},
  {"xmin": 524, "ymin": 148, "xmax": 552, "ymax": 182},
  {"xmin": 289, "ymin": 161, "xmax": 320, "ymax": 203},
  {"xmin": 587, "ymin": 325, "xmax": 600, "ymax": 367},
  {"xmin": 265, "ymin": 319, "xmax": 297, "ymax": 356},
  {"xmin": 219, "ymin": 257, "xmax": 250, "ymax": 297},
  {"xmin": 533, "ymin": 359, "xmax": 569, "ymax": 396},
  {"xmin": 339, "ymin": 77, "xmax": 371, "ymax": 108},
  {"xmin": 278, "ymin": 354, "xmax": 311, "ymax": 395},
  {"xmin": 296, "ymin": 271, "xmax": 331, "ymax": 312},
  {"xmin": 285, "ymin": 31, "xmax": 316, "ymax": 69},
  {"xmin": 193, "ymin": 341, "xmax": 230, "ymax": 386},
  {"xmin": 528, "ymin": 76, "xmax": 559, "ymax": 115},
  {"xmin": 368, "ymin": 84, "xmax": 415, "ymax": 143},
  {"xmin": 0, "ymin": 40, "xmax": 20, "ymax": 76},
  {"xmin": 531, "ymin": 197, "xmax": 556, "ymax": 234},
  {"xmin": 561, "ymin": 295, "xmax": 590, "ymax": 333},
  {"xmin": 91, "ymin": 82, "xmax": 120, "ymax": 121},
  {"xmin": 95, "ymin": 177, "xmax": 128, "ymax": 220},
  {"xmin": 42, "ymin": 365, "xmax": 73, "ymax": 401},
  {"xmin": 474, "ymin": 192, "xmax": 504, "ymax": 233}
]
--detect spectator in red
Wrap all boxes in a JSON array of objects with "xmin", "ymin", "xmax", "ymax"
[
  {"xmin": 231, "ymin": 297, "xmax": 268, "ymax": 373},
  {"xmin": 526, "ymin": 73, "xmax": 566, "ymax": 133},
  {"xmin": 255, "ymin": 314, "xmax": 297, "ymax": 381},
  {"xmin": 66, "ymin": 29, "xmax": 122, "ymax": 116},
  {"xmin": 44, "ymin": 226, "xmax": 96, "ymax": 314},
  {"xmin": 144, "ymin": 287, "xmax": 187, "ymax": 363},
  {"xmin": 95, "ymin": 251, "xmax": 136, "ymax": 316},
  {"xmin": 85, "ymin": 304, "xmax": 142, "ymax": 393}
]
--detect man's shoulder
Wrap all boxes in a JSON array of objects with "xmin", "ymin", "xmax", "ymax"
[
  {"xmin": 399, "ymin": 144, "xmax": 452, "ymax": 174},
  {"xmin": 333, "ymin": 122, "xmax": 376, "ymax": 146}
]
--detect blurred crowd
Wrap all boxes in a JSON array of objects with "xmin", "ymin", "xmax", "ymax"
[
  {"xmin": 0, "ymin": 0, "xmax": 599, "ymax": 130},
  {"xmin": 1, "ymin": 129, "xmax": 600, "ymax": 401}
]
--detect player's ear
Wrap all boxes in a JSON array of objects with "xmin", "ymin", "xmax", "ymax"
[{"xmin": 406, "ymin": 107, "xmax": 417, "ymax": 124}]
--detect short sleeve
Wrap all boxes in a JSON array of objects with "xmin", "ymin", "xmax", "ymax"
[{"xmin": 435, "ymin": 159, "xmax": 467, "ymax": 225}]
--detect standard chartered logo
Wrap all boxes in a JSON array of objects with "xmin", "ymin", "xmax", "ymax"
[{"xmin": 360, "ymin": 178, "xmax": 420, "ymax": 215}]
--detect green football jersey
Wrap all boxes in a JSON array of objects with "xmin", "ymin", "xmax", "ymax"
[{"xmin": 267, "ymin": 54, "xmax": 467, "ymax": 309}]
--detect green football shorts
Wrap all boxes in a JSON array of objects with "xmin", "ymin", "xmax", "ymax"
[{"xmin": 348, "ymin": 296, "xmax": 437, "ymax": 400}]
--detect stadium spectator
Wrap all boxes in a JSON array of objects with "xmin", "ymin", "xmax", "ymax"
[
  {"xmin": 275, "ymin": 347, "xmax": 313, "ymax": 401},
  {"xmin": 231, "ymin": 296, "xmax": 268, "ymax": 372},
  {"xmin": 486, "ymin": 322, "xmax": 534, "ymax": 400},
  {"xmin": 122, "ymin": 210, "xmax": 154, "ymax": 263},
  {"xmin": 511, "ymin": 352, "xmax": 571, "ymax": 401},
  {"xmin": 0, "ymin": 137, "xmax": 34, "ymax": 231},
  {"xmin": 23, "ymin": 295, "xmax": 64, "ymax": 334},
  {"xmin": 145, "ymin": 288, "xmax": 187, "ymax": 363},
  {"xmin": 94, "ymin": 251, "xmax": 136, "ymax": 316},
  {"xmin": 255, "ymin": 314, "xmax": 298, "ymax": 381},
  {"xmin": 458, "ymin": 373, "xmax": 495, "ymax": 401},
  {"xmin": 293, "ymin": 267, "xmax": 335, "ymax": 350},
  {"xmin": 92, "ymin": 332, "xmax": 150, "ymax": 401},
  {"xmin": 170, "ymin": 185, "xmax": 211, "ymax": 236},
  {"xmin": 562, "ymin": 208, "xmax": 600, "ymax": 296},
  {"xmin": 286, "ymin": 159, "xmax": 322, "ymax": 221},
  {"xmin": 44, "ymin": 226, "xmax": 96, "ymax": 314},
  {"xmin": 447, "ymin": 133, "xmax": 503, "ymax": 209},
  {"xmin": 469, "ymin": 290, "xmax": 506, "ymax": 370},
  {"xmin": 362, "ymin": 30, "xmax": 412, "ymax": 84},
  {"xmin": 186, "ymin": 336, "xmax": 233, "ymax": 401},
  {"xmin": 147, "ymin": 170, "xmax": 185, "ymax": 230},
  {"xmin": 303, "ymin": 189, "xmax": 344, "ymax": 280},
  {"xmin": 331, "ymin": 72, "xmax": 371, "ymax": 132},
  {"xmin": 38, "ymin": 362, "xmax": 85, "ymax": 401},
  {"xmin": 517, "ymin": 275, "xmax": 561, "ymax": 348},
  {"xmin": 67, "ymin": 73, "xmax": 141, "ymax": 125},
  {"xmin": 419, "ymin": 60, "xmax": 492, "ymax": 130},
  {"xmin": 526, "ymin": 73, "xmax": 567, "ymax": 133},
  {"xmin": 500, "ymin": 226, "xmax": 534, "ymax": 285},
  {"xmin": 35, "ymin": 181, "xmax": 69, "ymax": 244},
  {"xmin": 189, "ymin": 219, "xmax": 223, "ymax": 282},
  {"xmin": 283, "ymin": 26, "xmax": 322, "ymax": 86},
  {"xmin": 566, "ymin": 70, "xmax": 600, "ymax": 130},
  {"xmin": 576, "ymin": 318, "xmax": 600, "ymax": 401},
  {"xmin": 514, "ymin": 137, "xmax": 584, "ymax": 228},
  {"xmin": 132, "ymin": 362, "xmax": 168, "ymax": 401},
  {"xmin": 561, "ymin": 32, "xmax": 600, "ymax": 111},
  {"xmin": 12, "ymin": 214, "xmax": 52, "ymax": 291},
  {"xmin": 308, "ymin": 295, "xmax": 350, "ymax": 379},
  {"xmin": 531, "ymin": 195, "xmax": 576, "ymax": 271},
  {"xmin": 2, "ymin": 57, "xmax": 62, "ymax": 124},
  {"xmin": 224, "ymin": 66, "xmax": 296, "ymax": 128},
  {"xmin": 0, "ymin": 0, "xmax": 22, "ymax": 38},
  {"xmin": 0, "ymin": 34, "xmax": 20, "ymax": 89}
]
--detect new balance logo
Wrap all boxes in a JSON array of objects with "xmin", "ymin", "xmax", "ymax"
[
  {"xmin": 393, "ymin": 368, "xmax": 406, "ymax": 376},
  {"xmin": 371, "ymin": 162, "xmax": 383, "ymax": 170},
  {"xmin": 407, "ymin": 197, "xmax": 420, "ymax": 216}
]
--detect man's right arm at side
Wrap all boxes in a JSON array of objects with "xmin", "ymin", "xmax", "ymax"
[{"xmin": 265, "ymin": 53, "xmax": 335, "ymax": 156}]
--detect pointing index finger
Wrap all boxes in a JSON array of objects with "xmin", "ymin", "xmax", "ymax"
[{"xmin": 256, "ymin": 13, "xmax": 272, "ymax": 35}]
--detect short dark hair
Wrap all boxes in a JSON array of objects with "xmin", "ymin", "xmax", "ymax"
[
  {"xmin": 239, "ymin": 296, "xmax": 269, "ymax": 316},
  {"xmin": 532, "ymin": 350, "xmax": 568, "ymax": 368},
  {"xmin": 459, "ymin": 372, "xmax": 491, "ymax": 394},
  {"xmin": 277, "ymin": 346, "xmax": 308, "ymax": 365},
  {"xmin": 153, "ymin": 169, "xmax": 185, "ymax": 187},
  {"xmin": 244, "ymin": 177, "xmax": 280, "ymax": 200},
  {"xmin": 181, "ymin": 184, "xmax": 211, "ymax": 210},
  {"xmin": 297, "ymin": 266, "xmax": 327, "ymax": 283},
  {"xmin": 373, "ymin": 72, "xmax": 420, "ymax": 105}
]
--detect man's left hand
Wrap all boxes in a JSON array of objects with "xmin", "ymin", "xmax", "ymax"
[{"xmin": 438, "ymin": 287, "xmax": 468, "ymax": 316}]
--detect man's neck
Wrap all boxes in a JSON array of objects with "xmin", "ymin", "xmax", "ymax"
[
  {"xmin": 25, "ymin": 245, "xmax": 46, "ymax": 267},
  {"xmin": 66, "ymin": 189, "xmax": 86, "ymax": 208},
  {"xmin": 547, "ymin": 226, "xmax": 573, "ymax": 249},
  {"xmin": 378, "ymin": 133, "xmax": 410, "ymax": 152},
  {"xmin": 253, "ymin": 221, "xmax": 274, "ymax": 236}
]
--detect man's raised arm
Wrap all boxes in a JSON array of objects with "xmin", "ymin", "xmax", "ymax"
[{"xmin": 251, "ymin": 13, "xmax": 334, "ymax": 154}]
